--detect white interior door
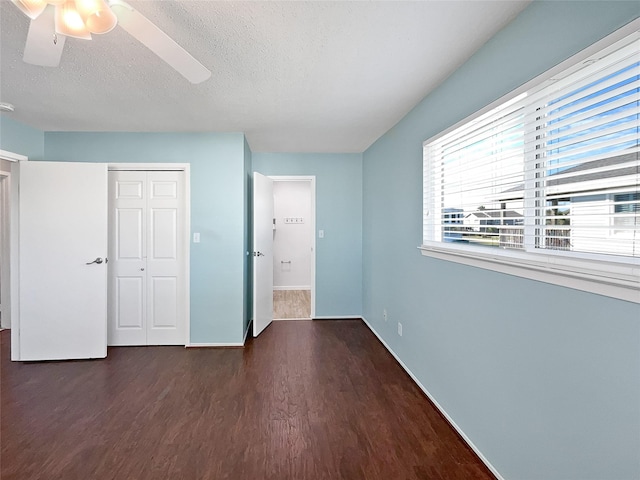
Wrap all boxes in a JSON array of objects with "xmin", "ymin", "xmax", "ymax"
[
  {"xmin": 108, "ymin": 170, "xmax": 186, "ymax": 346},
  {"xmin": 253, "ymin": 172, "xmax": 274, "ymax": 337},
  {"xmin": 18, "ymin": 162, "xmax": 108, "ymax": 361}
]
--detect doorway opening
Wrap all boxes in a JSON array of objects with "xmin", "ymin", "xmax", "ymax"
[
  {"xmin": 0, "ymin": 150, "xmax": 21, "ymax": 332},
  {"xmin": 271, "ymin": 177, "xmax": 316, "ymax": 320},
  {"xmin": 0, "ymin": 168, "xmax": 10, "ymax": 329}
]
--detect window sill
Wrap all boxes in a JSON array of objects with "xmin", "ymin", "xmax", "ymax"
[{"xmin": 419, "ymin": 242, "xmax": 640, "ymax": 304}]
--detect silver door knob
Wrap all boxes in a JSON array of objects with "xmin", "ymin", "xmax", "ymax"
[{"xmin": 86, "ymin": 257, "xmax": 103, "ymax": 265}]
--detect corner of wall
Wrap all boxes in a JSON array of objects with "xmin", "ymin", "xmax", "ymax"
[
  {"xmin": 0, "ymin": 116, "xmax": 44, "ymax": 160},
  {"xmin": 243, "ymin": 134, "xmax": 254, "ymax": 335}
]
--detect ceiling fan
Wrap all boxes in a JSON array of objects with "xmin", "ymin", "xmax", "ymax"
[{"xmin": 11, "ymin": 0, "xmax": 211, "ymax": 84}]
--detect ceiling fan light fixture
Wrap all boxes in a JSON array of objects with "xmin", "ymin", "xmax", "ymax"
[
  {"xmin": 11, "ymin": 0, "xmax": 47, "ymax": 19},
  {"xmin": 75, "ymin": 0, "xmax": 117, "ymax": 34},
  {"xmin": 0, "ymin": 102, "xmax": 15, "ymax": 113},
  {"xmin": 55, "ymin": 0, "xmax": 91, "ymax": 39}
]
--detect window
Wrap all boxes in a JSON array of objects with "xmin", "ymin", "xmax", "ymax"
[
  {"xmin": 422, "ymin": 27, "xmax": 639, "ymax": 302},
  {"xmin": 614, "ymin": 192, "xmax": 640, "ymax": 233}
]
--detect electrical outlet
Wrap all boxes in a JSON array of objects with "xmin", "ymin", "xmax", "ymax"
[
  {"xmin": 383, "ymin": 309, "xmax": 388, "ymax": 322},
  {"xmin": 397, "ymin": 322, "xmax": 403, "ymax": 337}
]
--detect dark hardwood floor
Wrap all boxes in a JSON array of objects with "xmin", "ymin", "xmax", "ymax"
[{"xmin": 1, "ymin": 320, "xmax": 494, "ymax": 480}]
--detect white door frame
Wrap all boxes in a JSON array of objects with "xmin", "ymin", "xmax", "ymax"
[
  {"xmin": 108, "ymin": 163, "xmax": 191, "ymax": 346},
  {"xmin": 0, "ymin": 150, "xmax": 27, "ymax": 358},
  {"xmin": 269, "ymin": 176, "xmax": 316, "ymax": 318},
  {"xmin": 0, "ymin": 164, "xmax": 13, "ymax": 329},
  {"xmin": 0, "ymin": 170, "xmax": 11, "ymax": 328}
]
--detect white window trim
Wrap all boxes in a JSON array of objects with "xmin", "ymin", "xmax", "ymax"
[
  {"xmin": 420, "ymin": 18, "xmax": 640, "ymax": 304},
  {"xmin": 419, "ymin": 243, "xmax": 639, "ymax": 303}
]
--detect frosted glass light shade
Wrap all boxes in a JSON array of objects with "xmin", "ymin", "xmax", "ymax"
[
  {"xmin": 75, "ymin": 0, "xmax": 117, "ymax": 34},
  {"xmin": 55, "ymin": 1, "xmax": 91, "ymax": 39},
  {"xmin": 11, "ymin": 0, "xmax": 47, "ymax": 19}
]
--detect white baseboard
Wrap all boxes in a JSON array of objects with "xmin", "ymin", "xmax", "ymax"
[
  {"xmin": 360, "ymin": 316, "xmax": 504, "ymax": 480},
  {"xmin": 313, "ymin": 315, "xmax": 362, "ymax": 320},
  {"xmin": 273, "ymin": 286, "xmax": 311, "ymax": 291},
  {"xmin": 274, "ymin": 317, "xmax": 311, "ymax": 321},
  {"xmin": 186, "ymin": 342, "xmax": 244, "ymax": 348}
]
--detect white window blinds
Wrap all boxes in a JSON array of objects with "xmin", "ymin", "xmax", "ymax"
[{"xmin": 424, "ymin": 33, "xmax": 640, "ymax": 260}]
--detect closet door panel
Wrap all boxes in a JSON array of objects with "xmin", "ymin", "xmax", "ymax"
[
  {"xmin": 146, "ymin": 171, "xmax": 185, "ymax": 345},
  {"xmin": 108, "ymin": 171, "xmax": 146, "ymax": 346}
]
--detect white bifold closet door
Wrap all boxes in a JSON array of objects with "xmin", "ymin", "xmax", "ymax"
[{"xmin": 108, "ymin": 170, "xmax": 186, "ymax": 346}]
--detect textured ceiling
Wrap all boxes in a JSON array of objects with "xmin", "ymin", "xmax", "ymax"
[{"xmin": 0, "ymin": 0, "xmax": 531, "ymax": 153}]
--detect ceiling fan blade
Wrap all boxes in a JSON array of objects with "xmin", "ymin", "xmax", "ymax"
[
  {"xmin": 109, "ymin": 0, "xmax": 211, "ymax": 84},
  {"xmin": 23, "ymin": 4, "xmax": 66, "ymax": 67}
]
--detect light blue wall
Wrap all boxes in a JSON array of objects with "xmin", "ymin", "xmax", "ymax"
[
  {"xmin": 45, "ymin": 132, "xmax": 248, "ymax": 344},
  {"xmin": 362, "ymin": 2, "xmax": 640, "ymax": 480},
  {"xmin": 0, "ymin": 115, "xmax": 44, "ymax": 160},
  {"xmin": 253, "ymin": 153, "xmax": 363, "ymax": 317}
]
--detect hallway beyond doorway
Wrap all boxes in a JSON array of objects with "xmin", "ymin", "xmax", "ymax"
[{"xmin": 273, "ymin": 290, "xmax": 310, "ymax": 319}]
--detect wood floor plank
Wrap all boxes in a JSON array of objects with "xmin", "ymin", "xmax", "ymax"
[{"xmin": 0, "ymin": 321, "xmax": 494, "ymax": 480}]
